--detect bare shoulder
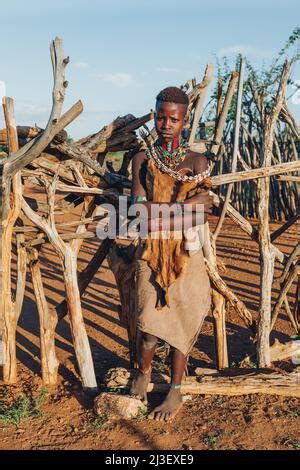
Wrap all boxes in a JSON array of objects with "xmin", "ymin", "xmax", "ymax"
[{"xmin": 190, "ymin": 151, "xmax": 208, "ymax": 174}]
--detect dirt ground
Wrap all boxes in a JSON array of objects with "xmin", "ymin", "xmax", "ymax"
[{"xmin": 0, "ymin": 199, "xmax": 299, "ymax": 450}]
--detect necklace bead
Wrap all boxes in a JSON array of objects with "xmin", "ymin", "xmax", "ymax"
[
  {"xmin": 154, "ymin": 136, "xmax": 189, "ymax": 170},
  {"xmin": 145, "ymin": 138, "xmax": 211, "ymax": 183}
]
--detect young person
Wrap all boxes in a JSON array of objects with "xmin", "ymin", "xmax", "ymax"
[{"xmin": 130, "ymin": 87, "xmax": 212, "ymax": 421}]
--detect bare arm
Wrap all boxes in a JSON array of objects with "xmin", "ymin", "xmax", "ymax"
[{"xmin": 130, "ymin": 151, "xmax": 212, "ymax": 229}]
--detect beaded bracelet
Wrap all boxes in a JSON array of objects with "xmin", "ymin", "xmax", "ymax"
[{"xmin": 130, "ymin": 195, "xmax": 147, "ymax": 204}]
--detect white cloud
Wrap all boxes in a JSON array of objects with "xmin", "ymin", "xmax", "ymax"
[
  {"xmin": 95, "ymin": 72, "xmax": 133, "ymax": 88},
  {"xmin": 217, "ymin": 45, "xmax": 275, "ymax": 59},
  {"xmin": 72, "ymin": 61, "xmax": 90, "ymax": 68},
  {"xmin": 156, "ymin": 66, "xmax": 182, "ymax": 73}
]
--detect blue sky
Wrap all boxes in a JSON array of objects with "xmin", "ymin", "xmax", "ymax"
[{"xmin": 1, "ymin": 0, "xmax": 299, "ymax": 138}]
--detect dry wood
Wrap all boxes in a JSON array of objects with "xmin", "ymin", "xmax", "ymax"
[
  {"xmin": 256, "ymin": 60, "xmax": 290, "ymax": 367},
  {"xmin": 29, "ymin": 155, "xmax": 100, "ymax": 187},
  {"xmin": 276, "ymin": 176, "xmax": 300, "ymax": 182},
  {"xmin": 241, "ymin": 338, "xmax": 300, "ymax": 364},
  {"xmin": 213, "ymin": 58, "xmax": 245, "ymax": 242},
  {"xmin": 13, "ymin": 214, "xmax": 107, "ymax": 233},
  {"xmin": 15, "ymin": 233, "xmax": 27, "ymax": 318},
  {"xmin": 146, "ymin": 372, "xmax": 300, "ymax": 397},
  {"xmin": 271, "ymin": 263, "xmax": 300, "ymax": 331},
  {"xmin": 21, "ymin": 176, "xmax": 97, "ymax": 391},
  {"xmin": 210, "ymin": 160, "xmax": 300, "ymax": 186},
  {"xmin": 189, "ymin": 63, "xmax": 214, "ymax": 144},
  {"xmin": 210, "ymin": 72, "xmax": 239, "ymax": 157},
  {"xmin": 204, "ymin": 257, "xmax": 253, "ymax": 328},
  {"xmin": 1, "ymin": 40, "xmax": 298, "ymax": 393},
  {"xmin": 202, "ymin": 223, "xmax": 228, "ymax": 369},
  {"xmin": 211, "ymin": 191, "xmax": 286, "ymax": 264},
  {"xmin": 295, "ymin": 276, "xmax": 300, "ymax": 329},
  {"xmin": 23, "ymin": 230, "xmax": 97, "ymax": 248},
  {"xmin": 106, "ymin": 367, "xmax": 300, "ymax": 397},
  {"xmin": 56, "ymin": 238, "xmax": 114, "ymax": 321},
  {"xmin": 47, "ymin": 141, "xmax": 130, "ymax": 187},
  {"xmin": 0, "ymin": 126, "xmax": 42, "ymax": 145},
  {"xmin": 2, "ymin": 37, "xmax": 83, "ymax": 179},
  {"xmin": 1, "ymin": 97, "xmax": 24, "ymax": 383},
  {"xmin": 76, "ymin": 112, "xmax": 153, "ymax": 152},
  {"xmin": 29, "ymin": 247, "xmax": 59, "ymax": 384}
]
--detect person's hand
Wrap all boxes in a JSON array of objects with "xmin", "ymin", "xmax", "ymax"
[
  {"xmin": 184, "ymin": 191, "xmax": 213, "ymax": 215},
  {"xmin": 196, "ymin": 191, "xmax": 213, "ymax": 214}
]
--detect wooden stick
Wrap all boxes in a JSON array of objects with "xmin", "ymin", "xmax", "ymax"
[
  {"xmin": 2, "ymin": 38, "xmax": 82, "ymax": 178},
  {"xmin": 204, "ymin": 257, "xmax": 253, "ymax": 328},
  {"xmin": 213, "ymin": 58, "xmax": 245, "ymax": 241},
  {"xmin": 56, "ymin": 238, "xmax": 114, "ymax": 321},
  {"xmin": 13, "ymin": 213, "xmax": 107, "ymax": 233},
  {"xmin": 28, "ymin": 247, "xmax": 59, "ymax": 385},
  {"xmin": 21, "ymin": 178, "xmax": 97, "ymax": 391},
  {"xmin": 271, "ymin": 264, "xmax": 300, "ymax": 331},
  {"xmin": 211, "ymin": 72, "xmax": 239, "ymax": 157},
  {"xmin": 189, "ymin": 63, "xmax": 214, "ymax": 144},
  {"xmin": 210, "ymin": 160, "xmax": 300, "ymax": 187},
  {"xmin": 146, "ymin": 374, "xmax": 300, "ymax": 397},
  {"xmin": 1, "ymin": 97, "xmax": 23, "ymax": 383},
  {"xmin": 283, "ymin": 297, "xmax": 299, "ymax": 333},
  {"xmin": 211, "ymin": 191, "xmax": 286, "ymax": 264},
  {"xmin": 276, "ymin": 176, "xmax": 300, "ymax": 182},
  {"xmin": 4, "ymin": 101, "xmax": 83, "ymax": 178},
  {"xmin": 23, "ymin": 231, "xmax": 97, "ymax": 248},
  {"xmin": 15, "ymin": 233, "xmax": 27, "ymax": 318},
  {"xmin": 257, "ymin": 60, "xmax": 290, "ymax": 368},
  {"xmin": 202, "ymin": 222, "xmax": 228, "ymax": 369},
  {"xmin": 106, "ymin": 368, "xmax": 300, "ymax": 397}
]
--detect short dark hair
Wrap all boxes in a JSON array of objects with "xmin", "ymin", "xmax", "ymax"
[{"xmin": 156, "ymin": 86, "xmax": 189, "ymax": 106}]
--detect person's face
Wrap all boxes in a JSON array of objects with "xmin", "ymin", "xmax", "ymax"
[{"xmin": 155, "ymin": 100, "xmax": 187, "ymax": 143}]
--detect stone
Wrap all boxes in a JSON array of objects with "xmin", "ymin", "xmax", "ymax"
[
  {"xmin": 104, "ymin": 367, "xmax": 131, "ymax": 388},
  {"xmin": 94, "ymin": 392, "xmax": 147, "ymax": 420}
]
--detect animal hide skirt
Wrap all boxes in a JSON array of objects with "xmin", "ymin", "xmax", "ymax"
[{"xmin": 134, "ymin": 247, "xmax": 211, "ymax": 356}]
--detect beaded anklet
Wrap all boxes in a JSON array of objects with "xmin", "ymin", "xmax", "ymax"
[{"xmin": 170, "ymin": 384, "xmax": 181, "ymax": 390}]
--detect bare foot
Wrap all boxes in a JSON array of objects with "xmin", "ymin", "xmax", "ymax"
[
  {"xmin": 129, "ymin": 369, "xmax": 151, "ymax": 404},
  {"xmin": 148, "ymin": 388, "xmax": 183, "ymax": 421}
]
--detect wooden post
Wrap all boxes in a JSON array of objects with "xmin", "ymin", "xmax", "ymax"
[
  {"xmin": 189, "ymin": 63, "xmax": 214, "ymax": 144},
  {"xmin": 256, "ymin": 61, "xmax": 290, "ymax": 367},
  {"xmin": 1, "ymin": 97, "xmax": 24, "ymax": 383},
  {"xmin": 202, "ymin": 223, "xmax": 229, "ymax": 369},
  {"xmin": 29, "ymin": 247, "xmax": 59, "ymax": 384},
  {"xmin": 213, "ymin": 58, "xmax": 245, "ymax": 241}
]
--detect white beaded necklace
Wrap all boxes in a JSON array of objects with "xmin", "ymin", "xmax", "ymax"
[{"xmin": 146, "ymin": 141, "xmax": 211, "ymax": 183}]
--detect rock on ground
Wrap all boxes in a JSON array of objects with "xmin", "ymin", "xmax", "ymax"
[{"xmin": 94, "ymin": 392, "xmax": 147, "ymax": 420}]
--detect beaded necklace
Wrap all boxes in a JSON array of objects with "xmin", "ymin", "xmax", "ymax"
[
  {"xmin": 154, "ymin": 135, "xmax": 190, "ymax": 170},
  {"xmin": 145, "ymin": 137, "xmax": 211, "ymax": 183}
]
